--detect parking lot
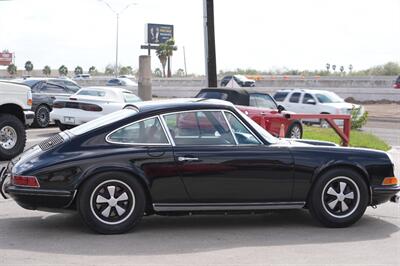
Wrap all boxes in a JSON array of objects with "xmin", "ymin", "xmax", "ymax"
[{"xmin": 0, "ymin": 121, "xmax": 399, "ymax": 265}]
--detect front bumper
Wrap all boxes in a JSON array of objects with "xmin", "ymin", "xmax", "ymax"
[
  {"xmin": 24, "ymin": 110, "xmax": 35, "ymax": 126},
  {"xmin": 371, "ymin": 185, "xmax": 400, "ymax": 205},
  {"xmin": 6, "ymin": 185, "xmax": 75, "ymax": 211}
]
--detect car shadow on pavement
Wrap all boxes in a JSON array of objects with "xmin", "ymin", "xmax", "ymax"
[{"xmin": 0, "ymin": 208, "xmax": 398, "ymax": 256}]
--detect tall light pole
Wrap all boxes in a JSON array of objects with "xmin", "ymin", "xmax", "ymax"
[
  {"xmin": 99, "ymin": 0, "xmax": 136, "ymax": 77},
  {"xmin": 203, "ymin": 0, "xmax": 217, "ymax": 87}
]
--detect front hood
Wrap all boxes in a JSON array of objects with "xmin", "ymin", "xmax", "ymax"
[{"xmin": 272, "ymin": 138, "xmax": 337, "ymax": 147}]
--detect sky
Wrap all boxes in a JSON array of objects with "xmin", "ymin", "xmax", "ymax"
[{"xmin": 0, "ymin": 0, "xmax": 399, "ymax": 74}]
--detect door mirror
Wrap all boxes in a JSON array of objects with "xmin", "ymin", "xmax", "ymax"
[
  {"xmin": 277, "ymin": 105, "xmax": 285, "ymax": 113},
  {"xmin": 306, "ymin": 99, "xmax": 316, "ymax": 105}
]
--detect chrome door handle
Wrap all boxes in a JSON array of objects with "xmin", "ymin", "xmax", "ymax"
[
  {"xmin": 178, "ymin": 157, "xmax": 199, "ymax": 162},
  {"xmin": 260, "ymin": 112, "xmax": 267, "ymax": 115}
]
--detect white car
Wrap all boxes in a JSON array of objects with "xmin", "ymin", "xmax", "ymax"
[
  {"xmin": 50, "ymin": 87, "xmax": 141, "ymax": 131},
  {"xmin": 273, "ymin": 89, "xmax": 364, "ymax": 127}
]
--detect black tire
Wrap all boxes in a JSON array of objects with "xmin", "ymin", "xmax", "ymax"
[
  {"xmin": 77, "ymin": 172, "xmax": 146, "ymax": 234},
  {"xmin": 320, "ymin": 112, "xmax": 330, "ymax": 128},
  {"xmin": 0, "ymin": 114, "xmax": 26, "ymax": 160},
  {"xmin": 33, "ymin": 105, "xmax": 50, "ymax": 128},
  {"xmin": 308, "ymin": 168, "xmax": 369, "ymax": 228},
  {"xmin": 285, "ymin": 122, "xmax": 303, "ymax": 139}
]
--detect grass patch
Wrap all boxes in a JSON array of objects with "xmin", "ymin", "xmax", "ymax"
[{"xmin": 303, "ymin": 126, "xmax": 391, "ymax": 151}]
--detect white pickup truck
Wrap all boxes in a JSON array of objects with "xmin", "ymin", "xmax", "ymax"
[{"xmin": 0, "ymin": 81, "xmax": 34, "ymax": 160}]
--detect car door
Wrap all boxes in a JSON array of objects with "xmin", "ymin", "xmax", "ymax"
[
  {"xmin": 162, "ymin": 110, "xmax": 294, "ymax": 203},
  {"xmin": 284, "ymin": 92, "xmax": 302, "ymax": 113},
  {"xmin": 40, "ymin": 81, "xmax": 71, "ymax": 107}
]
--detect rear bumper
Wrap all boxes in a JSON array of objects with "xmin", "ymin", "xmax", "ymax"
[
  {"xmin": 23, "ymin": 110, "xmax": 34, "ymax": 126},
  {"xmin": 6, "ymin": 185, "xmax": 75, "ymax": 210},
  {"xmin": 50, "ymin": 108, "xmax": 102, "ymax": 125},
  {"xmin": 371, "ymin": 185, "xmax": 400, "ymax": 205}
]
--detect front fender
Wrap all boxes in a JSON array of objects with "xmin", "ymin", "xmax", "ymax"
[{"xmin": 312, "ymin": 160, "xmax": 370, "ymax": 184}]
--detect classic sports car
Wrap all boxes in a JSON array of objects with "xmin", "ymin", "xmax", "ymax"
[
  {"xmin": 196, "ymin": 88, "xmax": 303, "ymax": 139},
  {"xmin": 2, "ymin": 99, "xmax": 399, "ymax": 234}
]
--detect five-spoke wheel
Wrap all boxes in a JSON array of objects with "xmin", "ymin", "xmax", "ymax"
[{"xmin": 78, "ymin": 172, "xmax": 146, "ymax": 234}]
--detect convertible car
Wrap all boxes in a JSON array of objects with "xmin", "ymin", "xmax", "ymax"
[{"xmin": 2, "ymin": 99, "xmax": 399, "ymax": 234}]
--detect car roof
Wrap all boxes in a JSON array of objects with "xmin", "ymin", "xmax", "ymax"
[
  {"xmin": 275, "ymin": 88, "xmax": 331, "ymax": 94},
  {"xmin": 131, "ymin": 98, "xmax": 235, "ymax": 114},
  {"xmin": 79, "ymin": 86, "xmax": 132, "ymax": 93}
]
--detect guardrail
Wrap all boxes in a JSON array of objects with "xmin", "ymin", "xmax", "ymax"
[{"xmin": 282, "ymin": 114, "xmax": 352, "ymax": 146}]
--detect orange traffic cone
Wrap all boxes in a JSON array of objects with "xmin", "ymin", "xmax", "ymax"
[{"xmin": 279, "ymin": 124, "xmax": 285, "ymax": 138}]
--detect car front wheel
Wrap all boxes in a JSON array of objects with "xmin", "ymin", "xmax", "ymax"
[
  {"xmin": 33, "ymin": 105, "xmax": 50, "ymax": 128},
  {"xmin": 0, "ymin": 114, "xmax": 26, "ymax": 160},
  {"xmin": 308, "ymin": 168, "xmax": 369, "ymax": 228},
  {"xmin": 77, "ymin": 172, "xmax": 146, "ymax": 234}
]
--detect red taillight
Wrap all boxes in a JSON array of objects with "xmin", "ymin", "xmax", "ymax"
[
  {"xmin": 12, "ymin": 175, "xmax": 40, "ymax": 188},
  {"xmin": 80, "ymin": 103, "xmax": 102, "ymax": 112}
]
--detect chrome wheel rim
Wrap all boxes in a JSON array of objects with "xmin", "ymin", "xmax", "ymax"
[
  {"xmin": 321, "ymin": 176, "xmax": 360, "ymax": 218},
  {"xmin": 0, "ymin": 126, "xmax": 17, "ymax": 150},
  {"xmin": 90, "ymin": 179, "xmax": 135, "ymax": 225},
  {"xmin": 320, "ymin": 120, "xmax": 329, "ymax": 128},
  {"xmin": 290, "ymin": 126, "xmax": 301, "ymax": 139},
  {"xmin": 37, "ymin": 107, "xmax": 49, "ymax": 126}
]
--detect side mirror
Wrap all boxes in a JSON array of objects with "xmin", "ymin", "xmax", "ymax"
[
  {"xmin": 306, "ymin": 99, "xmax": 316, "ymax": 105},
  {"xmin": 277, "ymin": 105, "xmax": 285, "ymax": 113}
]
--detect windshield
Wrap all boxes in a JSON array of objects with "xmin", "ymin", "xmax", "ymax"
[
  {"xmin": 123, "ymin": 92, "xmax": 141, "ymax": 103},
  {"xmin": 235, "ymin": 107, "xmax": 278, "ymax": 144},
  {"xmin": 77, "ymin": 89, "xmax": 106, "ymax": 97},
  {"xmin": 68, "ymin": 109, "xmax": 138, "ymax": 135},
  {"xmin": 315, "ymin": 92, "xmax": 344, "ymax": 103}
]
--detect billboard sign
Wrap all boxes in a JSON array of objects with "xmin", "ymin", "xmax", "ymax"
[
  {"xmin": 0, "ymin": 52, "xmax": 13, "ymax": 66},
  {"xmin": 145, "ymin": 23, "xmax": 174, "ymax": 44}
]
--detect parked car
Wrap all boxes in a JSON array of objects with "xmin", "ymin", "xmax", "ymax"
[
  {"xmin": 106, "ymin": 78, "xmax": 138, "ymax": 87},
  {"xmin": 51, "ymin": 87, "xmax": 141, "ymax": 131},
  {"xmin": 16, "ymin": 78, "xmax": 81, "ymax": 128},
  {"xmin": 393, "ymin": 76, "xmax": 400, "ymax": 89},
  {"xmin": 74, "ymin": 74, "xmax": 91, "ymax": 80},
  {"xmin": 220, "ymin": 75, "xmax": 256, "ymax": 87},
  {"xmin": 273, "ymin": 89, "xmax": 364, "ymax": 127},
  {"xmin": 3, "ymin": 99, "xmax": 398, "ymax": 234},
  {"xmin": 196, "ymin": 88, "xmax": 303, "ymax": 138},
  {"xmin": 0, "ymin": 81, "xmax": 34, "ymax": 161}
]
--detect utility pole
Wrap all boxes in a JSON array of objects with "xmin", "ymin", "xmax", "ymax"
[
  {"xmin": 183, "ymin": 46, "xmax": 188, "ymax": 76},
  {"xmin": 203, "ymin": 0, "xmax": 217, "ymax": 87}
]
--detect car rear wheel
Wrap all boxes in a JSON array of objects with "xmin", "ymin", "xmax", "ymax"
[
  {"xmin": 286, "ymin": 122, "xmax": 303, "ymax": 139},
  {"xmin": 0, "ymin": 114, "xmax": 26, "ymax": 160},
  {"xmin": 308, "ymin": 168, "xmax": 368, "ymax": 227},
  {"xmin": 33, "ymin": 105, "xmax": 50, "ymax": 128},
  {"xmin": 77, "ymin": 172, "xmax": 146, "ymax": 234}
]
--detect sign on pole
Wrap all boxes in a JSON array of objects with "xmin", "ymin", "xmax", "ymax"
[
  {"xmin": 0, "ymin": 52, "xmax": 13, "ymax": 66},
  {"xmin": 145, "ymin": 23, "xmax": 174, "ymax": 44}
]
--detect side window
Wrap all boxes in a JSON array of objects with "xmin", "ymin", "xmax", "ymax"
[
  {"xmin": 289, "ymin": 92, "xmax": 301, "ymax": 103},
  {"xmin": 163, "ymin": 111, "xmax": 235, "ymax": 146},
  {"xmin": 64, "ymin": 81, "xmax": 80, "ymax": 93},
  {"xmin": 273, "ymin": 92, "xmax": 288, "ymax": 102},
  {"xmin": 31, "ymin": 82, "xmax": 42, "ymax": 93},
  {"xmin": 302, "ymin": 93, "xmax": 315, "ymax": 104},
  {"xmin": 107, "ymin": 117, "xmax": 168, "ymax": 144},
  {"xmin": 252, "ymin": 94, "xmax": 278, "ymax": 109},
  {"xmin": 224, "ymin": 112, "xmax": 261, "ymax": 145},
  {"xmin": 249, "ymin": 94, "xmax": 257, "ymax": 107},
  {"xmin": 40, "ymin": 82, "xmax": 66, "ymax": 94}
]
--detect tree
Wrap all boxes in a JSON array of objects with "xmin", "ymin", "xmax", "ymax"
[
  {"xmin": 175, "ymin": 68, "xmax": 185, "ymax": 77},
  {"xmin": 332, "ymin": 65, "xmax": 336, "ymax": 72},
  {"xmin": 154, "ymin": 68, "xmax": 162, "ymax": 77},
  {"xmin": 88, "ymin": 66, "xmax": 97, "ymax": 75},
  {"xmin": 24, "ymin": 61, "xmax": 33, "ymax": 75},
  {"xmin": 7, "ymin": 64, "xmax": 17, "ymax": 76},
  {"xmin": 74, "ymin": 66, "xmax": 83, "ymax": 75},
  {"xmin": 348, "ymin": 64, "xmax": 353, "ymax": 73},
  {"xmin": 156, "ymin": 39, "xmax": 177, "ymax": 78},
  {"xmin": 58, "ymin": 65, "xmax": 68, "ymax": 76},
  {"xmin": 340, "ymin": 66, "xmax": 344, "ymax": 74},
  {"xmin": 156, "ymin": 47, "xmax": 168, "ymax": 78},
  {"xmin": 42, "ymin": 65, "xmax": 51, "ymax": 76},
  {"xmin": 119, "ymin": 66, "xmax": 133, "ymax": 76},
  {"xmin": 326, "ymin": 63, "xmax": 330, "ymax": 72},
  {"xmin": 105, "ymin": 64, "xmax": 114, "ymax": 76}
]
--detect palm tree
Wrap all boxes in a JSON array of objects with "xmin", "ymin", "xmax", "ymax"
[
  {"xmin": 88, "ymin": 66, "xmax": 97, "ymax": 75},
  {"xmin": 156, "ymin": 47, "xmax": 168, "ymax": 78},
  {"xmin": 154, "ymin": 68, "xmax": 162, "ymax": 77},
  {"xmin": 175, "ymin": 68, "xmax": 185, "ymax": 77},
  {"xmin": 42, "ymin": 65, "xmax": 51, "ymax": 76},
  {"xmin": 58, "ymin": 65, "xmax": 68, "ymax": 76},
  {"xmin": 74, "ymin": 66, "xmax": 83, "ymax": 75},
  {"xmin": 332, "ymin": 65, "xmax": 336, "ymax": 72},
  {"xmin": 24, "ymin": 61, "xmax": 33, "ymax": 75},
  {"xmin": 326, "ymin": 63, "xmax": 330, "ymax": 73},
  {"xmin": 7, "ymin": 64, "xmax": 17, "ymax": 76},
  {"xmin": 340, "ymin": 66, "xmax": 344, "ymax": 74},
  {"xmin": 348, "ymin": 64, "xmax": 353, "ymax": 73}
]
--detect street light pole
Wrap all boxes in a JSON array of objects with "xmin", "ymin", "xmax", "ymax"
[
  {"xmin": 99, "ymin": 0, "xmax": 136, "ymax": 77},
  {"xmin": 203, "ymin": 0, "xmax": 217, "ymax": 87}
]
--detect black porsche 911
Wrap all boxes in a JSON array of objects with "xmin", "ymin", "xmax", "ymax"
[{"xmin": 2, "ymin": 99, "xmax": 399, "ymax": 234}]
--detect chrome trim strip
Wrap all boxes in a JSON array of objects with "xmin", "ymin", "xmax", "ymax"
[
  {"xmin": 223, "ymin": 110, "xmax": 263, "ymax": 145},
  {"xmin": 222, "ymin": 110, "xmax": 238, "ymax": 145},
  {"xmin": 105, "ymin": 115, "xmax": 172, "ymax": 146},
  {"xmin": 153, "ymin": 202, "xmax": 305, "ymax": 212},
  {"xmin": 159, "ymin": 114, "xmax": 176, "ymax": 147}
]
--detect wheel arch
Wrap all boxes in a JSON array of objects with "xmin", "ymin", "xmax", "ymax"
[
  {"xmin": 35, "ymin": 103, "xmax": 51, "ymax": 113},
  {"xmin": 308, "ymin": 162, "xmax": 371, "ymax": 204},
  {"xmin": 0, "ymin": 104, "xmax": 25, "ymax": 124},
  {"xmin": 74, "ymin": 165, "xmax": 153, "ymax": 212}
]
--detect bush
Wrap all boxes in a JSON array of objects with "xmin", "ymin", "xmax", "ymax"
[{"xmin": 351, "ymin": 107, "xmax": 368, "ymax": 130}]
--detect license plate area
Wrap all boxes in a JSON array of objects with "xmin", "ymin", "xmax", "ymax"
[{"xmin": 64, "ymin": 116, "xmax": 75, "ymax": 124}]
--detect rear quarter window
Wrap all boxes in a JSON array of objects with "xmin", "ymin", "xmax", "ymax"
[{"xmin": 273, "ymin": 92, "xmax": 289, "ymax": 102}]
